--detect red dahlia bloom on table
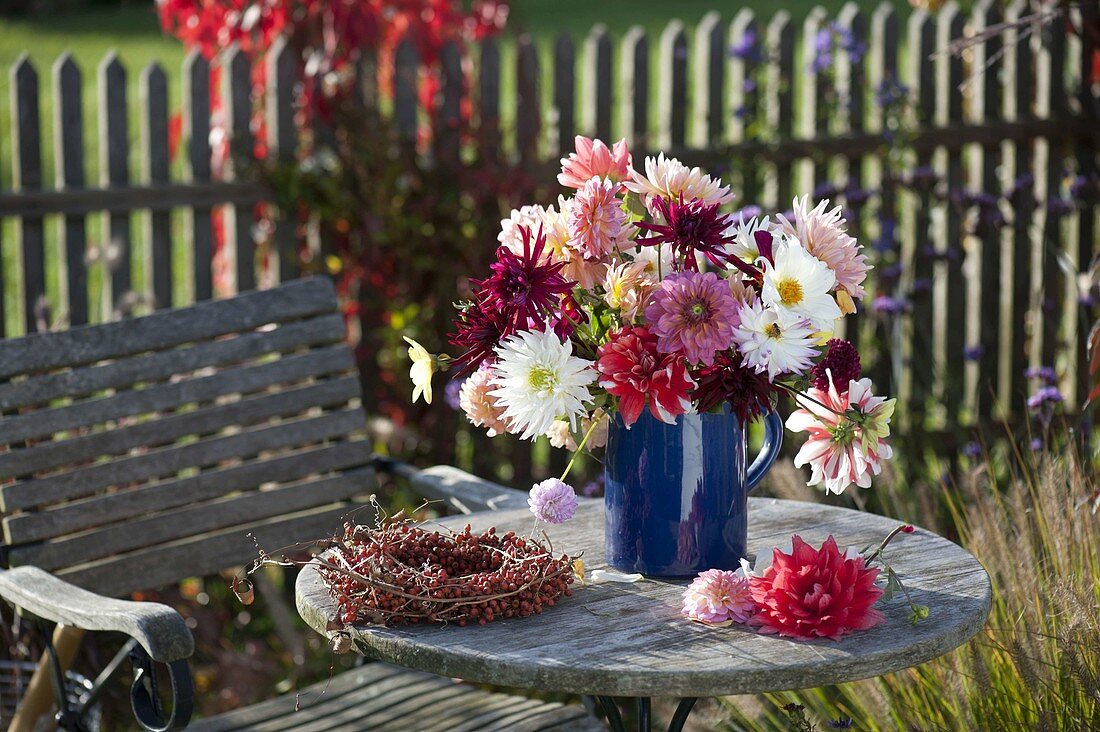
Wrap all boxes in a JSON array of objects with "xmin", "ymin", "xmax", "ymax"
[
  {"xmin": 596, "ymin": 327, "xmax": 694, "ymax": 427},
  {"xmin": 749, "ymin": 535, "xmax": 884, "ymax": 641}
]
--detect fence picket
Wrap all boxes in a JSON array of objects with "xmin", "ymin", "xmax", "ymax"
[
  {"xmin": 836, "ymin": 3, "xmax": 866, "ymax": 350},
  {"xmin": 99, "ymin": 54, "xmax": 131, "ymax": 317},
  {"xmin": 221, "ymin": 46, "xmax": 255, "ymax": 293},
  {"xmin": 265, "ymin": 37, "xmax": 299, "ymax": 285},
  {"xmin": 938, "ymin": 2, "xmax": 968, "ymax": 417},
  {"xmin": 183, "ymin": 50, "xmax": 214, "ymax": 301},
  {"xmin": 584, "ymin": 25, "xmax": 613, "ymax": 142},
  {"xmin": 553, "ymin": 34, "xmax": 575, "ymax": 156},
  {"xmin": 620, "ymin": 27, "xmax": 649, "ymax": 150},
  {"xmin": 478, "ymin": 37, "xmax": 501, "ymax": 163},
  {"xmin": 54, "ymin": 54, "xmax": 88, "ymax": 326},
  {"xmin": 1036, "ymin": 14, "xmax": 1067, "ymax": 373},
  {"xmin": 1074, "ymin": 11, "xmax": 1098, "ymax": 407},
  {"xmin": 394, "ymin": 37, "xmax": 419, "ymax": 150},
  {"xmin": 437, "ymin": 42, "xmax": 463, "ymax": 169},
  {"xmin": 802, "ymin": 7, "xmax": 830, "ymax": 194},
  {"xmin": 658, "ymin": 20, "xmax": 688, "ymax": 150},
  {"xmin": 868, "ymin": 2, "xmax": 899, "ymax": 397},
  {"xmin": 1004, "ymin": 0, "xmax": 1036, "ymax": 413},
  {"xmin": 906, "ymin": 10, "xmax": 936, "ymax": 423},
  {"xmin": 11, "ymin": 55, "xmax": 45, "ymax": 335},
  {"xmin": 767, "ymin": 11, "xmax": 794, "ymax": 209},
  {"xmin": 516, "ymin": 35, "xmax": 540, "ymax": 165},
  {"xmin": 728, "ymin": 10, "xmax": 760, "ymax": 203},
  {"xmin": 693, "ymin": 11, "xmax": 725, "ymax": 148},
  {"xmin": 140, "ymin": 62, "xmax": 172, "ymax": 310},
  {"xmin": 970, "ymin": 0, "xmax": 1005, "ymax": 419}
]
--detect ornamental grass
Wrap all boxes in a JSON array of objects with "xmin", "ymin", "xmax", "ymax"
[{"xmin": 722, "ymin": 444, "xmax": 1100, "ymax": 731}]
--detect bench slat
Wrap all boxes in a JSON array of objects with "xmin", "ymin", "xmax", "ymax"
[
  {"xmin": 0, "ymin": 375, "xmax": 361, "ymax": 477},
  {"xmin": 0, "ymin": 311, "xmax": 346, "ymax": 411},
  {"xmin": 0, "ymin": 345, "xmax": 355, "ymax": 445},
  {"xmin": 53, "ymin": 503, "xmax": 360, "ymax": 597},
  {"xmin": 3, "ymin": 440, "xmax": 373, "ymax": 544},
  {"xmin": 1, "ymin": 408, "xmax": 365, "ymax": 512},
  {"xmin": 10, "ymin": 466, "xmax": 376, "ymax": 570},
  {"xmin": 0, "ymin": 278, "xmax": 337, "ymax": 379}
]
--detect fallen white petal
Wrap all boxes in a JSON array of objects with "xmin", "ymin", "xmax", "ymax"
[{"xmin": 589, "ymin": 569, "xmax": 644, "ymax": 584}]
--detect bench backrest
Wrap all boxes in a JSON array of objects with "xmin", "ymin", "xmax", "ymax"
[{"xmin": 0, "ymin": 278, "xmax": 375, "ymax": 597}]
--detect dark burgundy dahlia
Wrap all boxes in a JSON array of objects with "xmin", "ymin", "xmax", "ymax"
[
  {"xmin": 635, "ymin": 195, "xmax": 735, "ymax": 272},
  {"xmin": 691, "ymin": 350, "xmax": 780, "ymax": 423}
]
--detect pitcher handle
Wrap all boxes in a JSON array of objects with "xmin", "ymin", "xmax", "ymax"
[{"xmin": 746, "ymin": 411, "xmax": 784, "ymax": 493}]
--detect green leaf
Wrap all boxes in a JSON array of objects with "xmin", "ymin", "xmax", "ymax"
[{"xmin": 883, "ymin": 571, "xmax": 902, "ymax": 601}]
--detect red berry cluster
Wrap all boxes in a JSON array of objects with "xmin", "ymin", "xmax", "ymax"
[{"xmin": 320, "ymin": 519, "xmax": 575, "ymax": 628}]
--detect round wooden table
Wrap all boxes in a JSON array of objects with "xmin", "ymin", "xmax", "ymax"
[{"xmin": 296, "ymin": 498, "xmax": 991, "ymax": 732}]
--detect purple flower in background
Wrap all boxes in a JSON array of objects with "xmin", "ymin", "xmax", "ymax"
[
  {"xmin": 1025, "ymin": 366, "xmax": 1057, "ymax": 384},
  {"xmin": 910, "ymin": 278, "xmax": 933, "ymax": 294},
  {"xmin": 581, "ymin": 476, "xmax": 604, "ymax": 498},
  {"xmin": 814, "ymin": 181, "xmax": 840, "ymax": 199},
  {"xmin": 1006, "ymin": 173, "xmax": 1036, "ymax": 207},
  {"xmin": 963, "ymin": 345, "xmax": 985, "ymax": 362},
  {"xmin": 1070, "ymin": 172, "xmax": 1099, "ymax": 201},
  {"xmin": 844, "ymin": 186, "xmax": 872, "ymax": 206},
  {"xmin": 1027, "ymin": 385, "xmax": 1063, "ymax": 412},
  {"xmin": 1029, "ymin": 437, "xmax": 1044, "ymax": 451},
  {"xmin": 743, "ymin": 77, "xmax": 758, "ymax": 93},
  {"xmin": 1047, "ymin": 197, "xmax": 1075, "ymax": 217},
  {"xmin": 879, "ymin": 263, "xmax": 903, "ymax": 281},
  {"xmin": 872, "ymin": 295, "xmax": 909, "ymax": 315},
  {"xmin": 528, "ymin": 478, "xmax": 579, "ymax": 524},
  {"xmin": 730, "ymin": 30, "xmax": 764, "ymax": 63},
  {"xmin": 906, "ymin": 166, "xmax": 939, "ymax": 189},
  {"xmin": 444, "ymin": 377, "xmax": 466, "ymax": 410},
  {"xmin": 829, "ymin": 719, "xmax": 855, "ymax": 730},
  {"xmin": 731, "ymin": 204, "xmax": 763, "ymax": 221},
  {"xmin": 874, "ymin": 75, "xmax": 909, "ymax": 108},
  {"xmin": 962, "ymin": 441, "xmax": 982, "ymax": 458}
]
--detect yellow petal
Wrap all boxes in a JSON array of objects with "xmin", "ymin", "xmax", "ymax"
[
  {"xmin": 572, "ymin": 558, "xmax": 586, "ymax": 585},
  {"xmin": 836, "ymin": 289, "xmax": 856, "ymax": 316},
  {"xmin": 404, "ymin": 336, "xmax": 436, "ymax": 405}
]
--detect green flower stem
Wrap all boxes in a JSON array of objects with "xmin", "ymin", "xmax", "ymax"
[{"xmin": 559, "ymin": 417, "xmax": 602, "ymax": 484}]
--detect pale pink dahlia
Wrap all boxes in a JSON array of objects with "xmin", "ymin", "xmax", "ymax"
[
  {"xmin": 567, "ymin": 176, "xmax": 631, "ymax": 261},
  {"xmin": 459, "ymin": 365, "xmax": 510, "ymax": 437},
  {"xmin": 644, "ymin": 271, "xmax": 740, "ymax": 366},
  {"xmin": 775, "ymin": 196, "xmax": 870, "ymax": 300},
  {"xmin": 528, "ymin": 478, "xmax": 579, "ymax": 524},
  {"xmin": 558, "ymin": 136, "xmax": 632, "ymax": 189},
  {"xmin": 625, "ymin": 154, "xmax": 734, "ymax": 208},
  {"xmin": 785, "ymin": 373, "xmax": 895, "ymax": 495},
  {"xmin": 682, "ymin": 568, "xmax": 756, "ymax": 624}
]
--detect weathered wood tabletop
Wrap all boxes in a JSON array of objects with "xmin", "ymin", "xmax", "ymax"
[{"xmin": 296, "ymin": 498, "xmax": 991, "ymax": 698}]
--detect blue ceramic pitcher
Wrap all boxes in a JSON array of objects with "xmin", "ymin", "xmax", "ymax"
[{"xmin": 603, "ymin": 407, "xmax": 784, "ymax": 577}]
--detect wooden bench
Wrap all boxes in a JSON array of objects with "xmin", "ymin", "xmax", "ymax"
[{"xmin": 0, "ymin": 278, "xmax": 600, "ymax": 731}]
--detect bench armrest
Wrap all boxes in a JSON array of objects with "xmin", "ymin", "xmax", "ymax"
[
  {"xmin": 0, "ymin": 566, "xmax": 194, "ymax": 663},
  {"xmin": 376, "ymin": 459, "xmax": 530, "ymax": 514}
]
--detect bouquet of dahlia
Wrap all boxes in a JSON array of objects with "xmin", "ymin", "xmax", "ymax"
[{"xmin": 407, "ymin": 136, "xmax": 894, "ymax": 497}]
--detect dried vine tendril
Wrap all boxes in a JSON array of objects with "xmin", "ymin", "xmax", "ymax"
[{"xmin": 236, "ymin": 499, "xmax": 577, "ymax": 629}]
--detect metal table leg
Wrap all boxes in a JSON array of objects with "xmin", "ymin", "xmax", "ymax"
[{"xmin": 590, "ymin": 696, "xmax": 699, "ymax": 732}]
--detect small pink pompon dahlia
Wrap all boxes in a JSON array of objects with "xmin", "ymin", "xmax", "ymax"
[
  {"xmin": 749, "ymin": 535, "xmax": 884, "ymax": 640},
  {"xmin": 558, "ymin": 136, "xmax": 632, "ymax": 189},
  {"xmin": 682, "ymin": 568, "xmax": 756, "ymax": 625},
  {"xmin": 645, "ymin": 271, "xmax": 740, "ymax": 366},
  {"xmin": 775, "ymin": 196, "xmax": 870, "ymax": 301},
  {"xmin": 528, "ymin": 478, "xmax": 579, "ymax": 524},
  {"xmin": 567, "ymin": 177, "xmax": 631, "ymax": 261},
  {"xmin": 785, "ymin": 373, "xmax": 895, "ymax": 495}
]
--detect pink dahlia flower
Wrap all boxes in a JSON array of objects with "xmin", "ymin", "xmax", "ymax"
[
  {"xmin": 558, "ymin": 136, "xmax": 632, "ymax": 189},
  {"xmin": 567, "ymin": 177, "xmax": 631, "ymax": 261},
  {"xmin": 528, "ymin": 478, "xmax": 579, "ymax": 524},
  {"xmin": 749, "ymin": 535, "xmax": 884, "ymax": 640},
  {"xmin": 644, "ymin": 271, "xmax": 740, "ymax": 366},
  {"xmin": 682, "ymin": 568, "xmax": 756, "ymax": 624},
  {"xmin": 459, "ymin": 364, "xmax": 510, "ymax": 437},
  {"xmin": 785, "ymin": 373, "xmax": 895, "ymax": 495},
  {"xmin": 596, "ymin": 327, "xmax": 694, "ymax": 427},
  {"xmin": 775, "ymin": 196, "xmax": 870, "ymax": 300}
]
